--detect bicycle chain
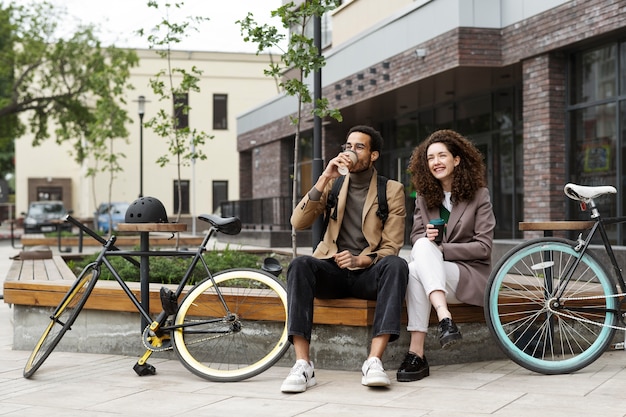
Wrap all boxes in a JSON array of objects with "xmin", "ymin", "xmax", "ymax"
[
  {"xmin": 174, "ymin": 317, "xmax": 237, "ymax": 346},
  {"xmin": 546, "ymin": 292, "xmax": 626, "ymax": 331},
  {"xmin": 141, "ymin": 320, "xmax": 236, "ymax": 351},
  {"xmin": 142, "ymin": 326, "xmax": 173, "ymax": 352}
]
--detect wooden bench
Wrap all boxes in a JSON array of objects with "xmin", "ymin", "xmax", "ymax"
[
  {"xmin": 20, "ymin": 233, "xmax": 205, "ymax": 248},
  {"xmin": 314, "ymin": 298, "xmax": 484, "ymax": 326},
  {"xmin": 3, "ymin": 257, "xmax": 484, "ymax": 326},
  {"xmin": 519, "ymin": 220, "xmax": 595, "ymax": 236}
]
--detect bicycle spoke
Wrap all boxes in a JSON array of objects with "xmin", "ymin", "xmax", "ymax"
[
  {"xmin": 173, "ymin": 269, "xmax": 288, "ymax": 382},
  {"xmin": 485, "ymin": 238, "xmax": 618, "ymax": 374}
]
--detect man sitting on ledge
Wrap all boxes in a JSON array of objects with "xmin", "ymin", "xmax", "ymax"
[{"xmin": 280, "ymin": 125, "xmax": 408, "ymax": 393}]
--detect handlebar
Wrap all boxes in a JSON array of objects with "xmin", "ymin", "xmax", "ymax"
[{"xmin": 63, "ymin": 214, "xmax": 140, "ymax": 268}]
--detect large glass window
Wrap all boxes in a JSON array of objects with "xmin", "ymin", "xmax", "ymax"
[
  {"xmin": 570, "ymin": 44, "xmax": 617, "ymax": 105},
  {"xmin": 621, "ymin": 42, "xmax": 626, "ymax": 96},
  {"xmin": 569, "ymin": 41, "xmax": 626, "ymax": 243}
]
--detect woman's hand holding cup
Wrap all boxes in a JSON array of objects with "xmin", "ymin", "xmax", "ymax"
[{"xmin": 428, "ymin": 218, "xmax": 446, "ymax": 244}]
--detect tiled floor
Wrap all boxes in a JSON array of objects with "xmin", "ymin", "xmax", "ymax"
[{"xmin": 1, "ymin": 239, "xmax": 626, "ymax": 416}]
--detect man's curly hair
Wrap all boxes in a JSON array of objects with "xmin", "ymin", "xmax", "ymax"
[{"xmin": 408, "ymin": 129, "xmax": 487, "ymax": 209}]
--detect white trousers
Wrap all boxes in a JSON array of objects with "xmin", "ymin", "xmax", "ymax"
[{"xmin": 406, "ymin": 237, "xmax": 460, "ymax": 332}]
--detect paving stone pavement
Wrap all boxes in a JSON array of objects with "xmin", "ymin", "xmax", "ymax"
[{"xmin": 1, "ymin": 238, "xmax": 626, "ymax": 416}]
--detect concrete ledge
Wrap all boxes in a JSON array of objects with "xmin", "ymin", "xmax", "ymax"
[{"xmin": 10, "ymin": 304, "xmax": 505, "ymax": 371}]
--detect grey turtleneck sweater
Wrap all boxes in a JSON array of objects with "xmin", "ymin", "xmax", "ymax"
[
  {"xmin": 335, "ymin": 167, "xmax": 373, "ymax": 255},
  {"xmin": 308, "ymin": 166, "xmax": 375, "ymax": 256}
]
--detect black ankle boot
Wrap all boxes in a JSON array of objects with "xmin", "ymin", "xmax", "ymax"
[
  {"xmin": 438, "ymin": 317, "xmax": 462, "ymax": 348},
  {"xmin": 396, "ymin": 352, "xmax": 429, "ymax": 382}
]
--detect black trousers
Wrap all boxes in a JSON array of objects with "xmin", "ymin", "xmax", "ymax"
[{"xmin": 286, "ymin": 255, "xmax": 408, "ymax": 343}]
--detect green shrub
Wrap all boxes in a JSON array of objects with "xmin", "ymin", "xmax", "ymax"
[{"xmin": 71, "ymin": 246, "xmax": 289, "ymax": 286}]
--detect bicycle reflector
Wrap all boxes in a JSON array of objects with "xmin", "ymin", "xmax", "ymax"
[{"xmin": 125, "ymin": 196, "xmax": 169, "ymax": 223}]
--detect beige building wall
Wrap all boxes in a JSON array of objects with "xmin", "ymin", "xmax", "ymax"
[
  {"xmin": 331, "ymin": 0, "xmax": 414, "ymax": 48},
  {"xmin": 15, "ymin": 48, "xmax": 277, "ymax": 222}
]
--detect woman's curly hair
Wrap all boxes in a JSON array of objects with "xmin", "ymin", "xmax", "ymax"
[{"xmin": 408, "ymin": 129, "xmax": 487, "ymax": 209}]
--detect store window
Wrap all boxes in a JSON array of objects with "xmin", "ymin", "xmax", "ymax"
[{"xmin": 569, "ymin": 42, "xmax": 626, "ymax": 243}]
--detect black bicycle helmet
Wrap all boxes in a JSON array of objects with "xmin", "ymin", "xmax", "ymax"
[{"xmin": 124, "ymin": 196, "xmax": 169, "ymax": 223}]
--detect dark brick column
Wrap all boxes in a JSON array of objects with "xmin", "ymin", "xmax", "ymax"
[{"xmin": 522, "ymin": 52, "xmax": 567, "ymax": 235}]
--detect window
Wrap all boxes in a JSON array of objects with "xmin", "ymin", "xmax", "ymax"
[
  {"xmin": 570, "ymin": 44, "xmax": 617, "ymax": 105},
  {"xmin": 173, "ymin": 180, "xmax": 190, "ymax": 214},
  {"xmin": 174, "ymin": 93, "xmax": 189, "ymax": 129},
  {"xmin": 37, "ymin": 187, "xmax": 63, "ymax": 201},
  {"xmin": 568, "ymin": 41, "xmax": 626, "ymax": 242},
  {"xmin": 212, "ymin": 180, "xmax": 228, "ymax": 213},
  {"xmin": 301, "ymin": 8, "xmax": 333, "ymax": 49},
  {"xmin": 213, "ymin": 94, "xmax": 227, "ymax": 130}
]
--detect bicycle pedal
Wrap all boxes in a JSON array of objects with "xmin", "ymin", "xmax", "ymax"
[
  {"xmin": 159, "ymin": 286, "xmax": 178, "ymax": 316},
  {"xmin": 133, "ymin": 362, "xmax": 156, "ymax": 376}
]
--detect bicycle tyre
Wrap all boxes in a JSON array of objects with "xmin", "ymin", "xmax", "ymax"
[
  {"xmin": 173, "ymin": 268, "xmax": 289, "ymax": 382},
  {"xmin": 485, "ymin": 237, "xmax": 618, "ymax": 374},
  {"xmin": 23, "ymin": 265, "xmax": 99, "ymax": 378}
]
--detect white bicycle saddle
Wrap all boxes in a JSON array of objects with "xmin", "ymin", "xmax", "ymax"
[{"xmin": 564, "ymin": 183, "xmax": 617, "ymax": 202}]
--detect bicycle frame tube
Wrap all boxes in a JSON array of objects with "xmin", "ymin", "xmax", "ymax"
[
  {"xmin": 596, "ymin": 217, "xmax": 626, "ymax": 294},
  {"xmin": 549, "ymin": 216, "xmax": 626, "ymax": 323},
  {"xmin": 99, "ymin": 225, "xmax": 225, "ymax": 328},
  {"xmin": 552, "ymin": 221, "xmax": 600, "ymax": 300}
]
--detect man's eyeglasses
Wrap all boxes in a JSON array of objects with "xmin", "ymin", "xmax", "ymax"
[{"xmin": 341, "ymin": 143, "xmax": 368, "ymax": 152}]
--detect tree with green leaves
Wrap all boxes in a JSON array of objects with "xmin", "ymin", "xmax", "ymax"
[
  {"xmin": 138, "ymin": 0, "xmax": 212, "ymax": 223},
  {"xmin": 238, "ymin": 0, "xmax": 342, "ymax": 256},
  {"xmin": 0, "ymin": 1, "xmax": 138, "ymax": 215}
]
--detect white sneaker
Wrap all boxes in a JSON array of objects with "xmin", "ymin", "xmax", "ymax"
[
  {"xmin": 280, "ymin": 359, "xmax": 316, "ymax": 393},
  {"xmin": 361, "ymin": 357, "xmax": 390, "ymax": 387}
]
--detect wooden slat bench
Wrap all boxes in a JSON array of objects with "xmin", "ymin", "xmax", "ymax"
[
  {"xmin": 3, "ymin": 257, "xmax": 485, "ymax": 326},
  {"xmin": 20, "ymin": 233, "xmax": 205, "ymax": 248},
  {"xmin": 519, "ymin": 220, "xmax": 595, "ymax": 236}
]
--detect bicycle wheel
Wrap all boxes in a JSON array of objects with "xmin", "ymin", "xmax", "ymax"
[
  {"xmin": 173, "ymin": 268, "xmax": 289, "ymax": 382},
  {"xmin": 485, "ymin": 238, "xmax": 618, "ymax": 374},
  {"xmin": 23, "ymin": 265, "xmax": 99, "ymax": 378}
]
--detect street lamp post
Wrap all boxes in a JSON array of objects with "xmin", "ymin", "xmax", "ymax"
[{"xmin": 137, "ymin": 95, "xmax": 146, "ymax": 198}]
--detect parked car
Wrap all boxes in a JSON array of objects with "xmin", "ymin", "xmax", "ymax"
[
  {"xmin": 22, "ymin": 201, "xmax": 72, "ymax": 234},
  {"xmin": 96, "ymin": 202, "xmax": 130, "ymax": 233}
]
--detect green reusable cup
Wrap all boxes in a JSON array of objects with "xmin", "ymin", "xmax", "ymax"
[{"xmin": 429, "ymin": 218, "xmax": 445, "ymax": 244}]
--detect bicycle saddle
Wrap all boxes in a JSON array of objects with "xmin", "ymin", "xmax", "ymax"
[
  {"xmin": 198, "ymin": 214, "xmax": 242, "ymax": 235},
  {"xmin": 564, "ymin": 183, "xmax": 617, "ymax": 202}
]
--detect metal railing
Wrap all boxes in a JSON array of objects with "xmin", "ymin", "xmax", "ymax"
[{"xmin": 220, "ymin": 197, "xmax": 293, "ymax": 230}]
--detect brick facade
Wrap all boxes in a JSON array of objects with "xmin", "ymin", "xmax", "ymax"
[
  {"xmin": 238, "ymin": 0, "xmax": 626, "ymax": 233},
  {"xmin": 522, "ymin": 53, "xmax": 568, "ymax": 224}
]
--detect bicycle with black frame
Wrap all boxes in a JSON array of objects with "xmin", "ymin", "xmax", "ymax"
[
  {"xmin": 485, "ymin": 183, "xmax": 626, "ymax": 374},
  {"xmin": 23, "ymin": 209, "xmax": 289, "ymax": 382}
]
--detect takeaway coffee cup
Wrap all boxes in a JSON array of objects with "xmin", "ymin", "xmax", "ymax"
[
  {"xmin": 338, "ymin": 149, "xmax": 358, "ymax": 175},
  {"xmin": 429, "ymin": 218, "xmax": 445, "ymax": 244}
]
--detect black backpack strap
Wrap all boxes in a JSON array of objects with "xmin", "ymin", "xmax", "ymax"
[
  {"xmin": 320, "ymin": 176, "xmax": 345, "ymax": 242},
  {"xmin": 321, "ymin": 175, "xmax": 388, "ymax": 241},
  {"xmin": 376, "ymin": 175, "xmax": 389, "ymax": 226}
]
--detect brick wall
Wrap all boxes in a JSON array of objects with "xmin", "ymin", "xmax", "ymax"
[
  {"xmin": 238, "ymin": 0, "xmax": 626, "ymax": 204},
  {"xmin": 522, "ymin": 52, "xmax": 567, "ymax": 228}
]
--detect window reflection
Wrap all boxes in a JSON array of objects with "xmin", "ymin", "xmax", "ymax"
[{"xmin": 570, "ymin": 44, "xmax": 617, "ymax": 105}]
